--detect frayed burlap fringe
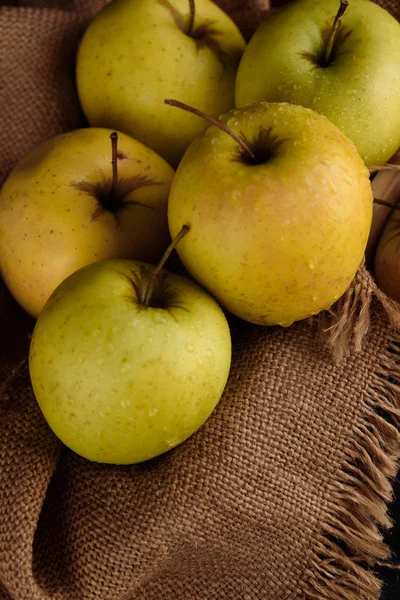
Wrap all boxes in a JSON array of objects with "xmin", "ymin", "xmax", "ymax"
[
  {"xmin": 318, "ymin": 265, "xmax": 400, "ymax": 362},
  {"xmin": 304, "ymin": 288, "xmax": 400, "ymax": 600}
]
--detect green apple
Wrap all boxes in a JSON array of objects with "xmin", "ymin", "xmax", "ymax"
[
  {"xmin": 235, "ymin": 0, "xmax": 400, "ymax": 166},
  {"xmin": 167, "ymin": 101, "xmax": 373, "ymax": 326},
  {"xmin": 0, "ymin": 127, "xmax": 174, "ymax": 318},
  {"xmin": 76, "ymin": 0, "xmax": 246, "ymax": 166},
  {"xmin": 29, "ymin": 255, "xmax": 231, "ymax": 464}
]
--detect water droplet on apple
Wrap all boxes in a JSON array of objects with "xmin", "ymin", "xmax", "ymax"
[
  {"xmin": 166, "ymin": 437, "xmax": 180, "ymax": 448},
  {"xmin": 148, "ymin": 407, "xmax": 159, "ymax": 417},
  {"xmin": 343, "ymin": 173, "xmax": 353, "ymax": 184},
  {"xmin": 278, "ymin": 321, "xmax": 293, "ymax": 327},
  {"xmin": 205, "ymin": 348, "xmax": 214, "ymax": 357},
  {"xmin": 328, "ymin": 180, "xmax": 337, "ymax": 193},
  {"xmin": 120, "ymin": 399, "xmax": 130, "ymax": 409},
  {"xmin": 308, "ymin": 261, "xmax": 316, "ymax": 269},
  {"xmin": 312, "ymin": 295, "xmax": 318, "ymax": 302},
  {"xmin": 153, "ymin": 312, "xmax": 167, "ymax": 324},
  {"xmin": 185, "ymin": 343, "xmax": 195, "ymax": 352}
]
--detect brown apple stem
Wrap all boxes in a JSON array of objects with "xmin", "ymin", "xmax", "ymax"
[
  {"xmin": 374, "ymin": 198, "xmax": 400, "ymax": 212},
  {"xmin": 187, "ymin": 0, "xmax": 195, "ymax": 36},
  {"xmin": 323, "ymin": 0, "xmax": 349, "ymax": 66},
  {"xmin": 110, "ymin": 131, "xmax": 118, "ymax": 199},
  {"xmin": 165, "ymin": 99, "xmax": 255, "ymax": 160},
  {"xmin": 143, "ymin": 224, "xmax": 190, "ymax": 306}
]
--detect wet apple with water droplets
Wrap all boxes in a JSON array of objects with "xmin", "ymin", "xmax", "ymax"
[
  {"xmin": 235, "ymin": 0, "xmax": 400, "ymax": 166},
  {"xmin": 29, "ymin": 257, "xmax": 231, "ymax": 464},
  {"xmin": 168, "ymin": 102, "xmax": 373, "ymax": 326}
]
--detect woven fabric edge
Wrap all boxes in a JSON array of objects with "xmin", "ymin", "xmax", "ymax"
[
  {"xmin": 304, "ymin": 289, "xmax": 400, "ymax": 600},
  {"xmin": 317, "ymin": 265, "xmax": 400, "ymax": 362}
]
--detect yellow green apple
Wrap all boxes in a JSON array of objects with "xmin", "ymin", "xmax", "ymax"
[
  {"xmin": 235, "ymin": 0, "xmax": 400, "ymax": 166},
  {"xmin": 29, "ymin": 257, "xmax": 231, "ymax": 464},
  {"xmin": 0, "ymin": 128, "xmax": 174, "ymax": 318},
  {"xmin": 168, "ymin": 101, "xmax": 373, "ymax": 326},
  {"xmin": 76, "ymin": 0, "xmax": 246, "ymax": 166}
]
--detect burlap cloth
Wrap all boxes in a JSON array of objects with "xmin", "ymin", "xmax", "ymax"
[{"xmin": 1, "ymin": 1, "xmax": 400, "ymax": 599}]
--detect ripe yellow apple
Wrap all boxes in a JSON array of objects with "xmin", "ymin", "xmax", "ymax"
[
  {"xmin": 168, "ymin": 102, "xmax": 373, "ymax": 326},
  {"xmin": 0, "ymin": 128, "xmax": 174, "ymax": 318},
  {"xmin": 76, "ymin": 0, "xmax": 246, "ymax": 166}
]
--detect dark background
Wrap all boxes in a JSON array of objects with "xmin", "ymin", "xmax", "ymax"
[{"xmin": 379, "ymin": 478, "xmax": 400, "ymax": 599}]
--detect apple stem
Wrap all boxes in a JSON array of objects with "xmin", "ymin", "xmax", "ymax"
[
  {"xmin": 374, "ymin": 198, "xmax": 400, "ymax": 212},
  {"xmin": 110, "ymin": 131, "xmax": 118, "ymax": 199},
  {"xmin": 187, "ymin": 0, "xmax": 195, "ymax": 36},
  {"xmin": 323, "ymin": 0, "xmax": 349, "ymax": 67},
  {"xmin": 143, "ymin": 224, "xmax": 190, "ymax": 307},
  {"xmin": 164, "ymin": 99, "xmax": 255, "ymax": 160}
]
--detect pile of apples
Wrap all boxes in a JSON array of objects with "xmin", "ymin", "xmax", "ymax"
[{"xmin": 1, "ymin": 0, "xmax": 399, "ymax": 464}]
